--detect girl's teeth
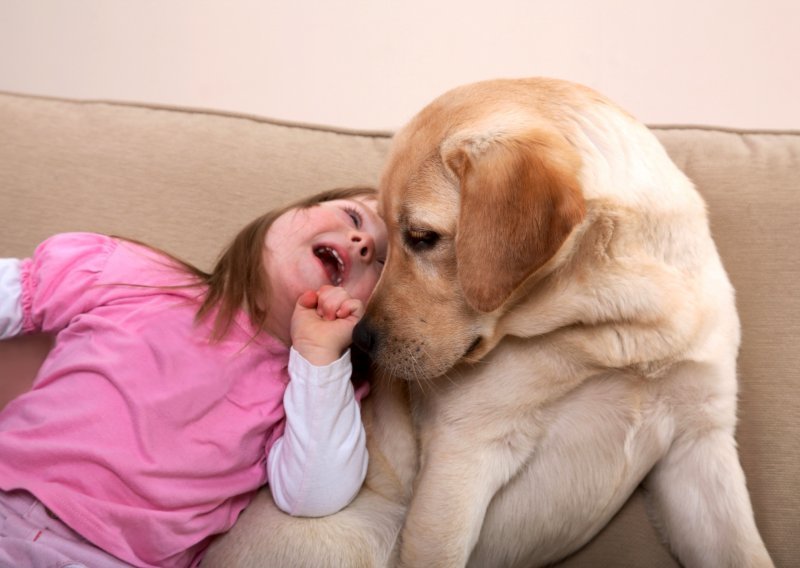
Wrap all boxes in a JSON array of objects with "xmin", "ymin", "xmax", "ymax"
[{"xmin": 314, "ymin": 246, "xmax": 345, "ymax": 285}]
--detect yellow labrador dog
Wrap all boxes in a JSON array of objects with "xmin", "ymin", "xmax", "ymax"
[{"xmin": 205, "ymin": 78, "xmax": 772, "ymax": 567}]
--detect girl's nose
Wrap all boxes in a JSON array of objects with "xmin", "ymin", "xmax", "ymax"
[{"xmin": 350, "ymin": 230, "xmax": 375, "ymax": 263}]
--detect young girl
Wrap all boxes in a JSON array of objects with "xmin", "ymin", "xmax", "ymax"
[{"xmin": 0, "ymin": 186, "xmax": 388, "ymax": 568}]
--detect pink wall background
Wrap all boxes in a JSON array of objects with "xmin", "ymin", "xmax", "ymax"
[{"xmin": 1, "ymin": 0, "xmax": 798, "ymax": 131}]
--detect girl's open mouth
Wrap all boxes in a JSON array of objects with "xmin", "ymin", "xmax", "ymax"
[{"xmin": 314, "ymin": 246, "xmax": 345, "ymax": 286}]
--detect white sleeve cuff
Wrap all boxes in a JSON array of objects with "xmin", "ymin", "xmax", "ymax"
[
  {"xmin": 287, "ymin": 346, "xmax": 353, "ymax": 385},
  {"xmin": 0, "ymin": 258, "xmax": 24, "ymax": 339},
  {"xmin": 267, "ymin": 347, "xmax": 368, "ymax": 517}
]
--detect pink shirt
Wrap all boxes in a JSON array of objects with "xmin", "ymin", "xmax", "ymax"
[{"xmin": 0, "ymin": 233, "xmax": 365, "ymax": 567}]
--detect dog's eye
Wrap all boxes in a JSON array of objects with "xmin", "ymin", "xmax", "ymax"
[{"xmin": 405, "ymin": 228, "xmax": 440, "ymax": 250}]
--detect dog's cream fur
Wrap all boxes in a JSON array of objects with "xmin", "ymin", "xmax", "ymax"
[{"xmin": 204, "ymin": 78, "xmax": 772, "ymax": 568}]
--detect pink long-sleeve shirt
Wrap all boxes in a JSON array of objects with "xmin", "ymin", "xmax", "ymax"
[{"xmin": 0, "ymin": 233, "xmax": 368, "ymax": 567}]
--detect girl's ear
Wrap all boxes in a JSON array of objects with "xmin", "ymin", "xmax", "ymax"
[{"xmin": 444, "ymin": 129, "xmax": 585, "ymax": 313}]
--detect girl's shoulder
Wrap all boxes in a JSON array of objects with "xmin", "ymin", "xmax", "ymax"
[
  {"xmin": 27, "ymin": 232, "xmax": 118, "ymax": 287},
  {"xmin": 32, "ymin": 232, "xmax": 199, "ymax": 294},
  {"xmin": 34, "ymin": 231, "xmax": 116, "ymax": 258},
  {"xmin": 21, "ymin": 233, "xmax": 206, "ymax": 336}
]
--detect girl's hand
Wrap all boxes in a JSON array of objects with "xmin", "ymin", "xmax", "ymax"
[{"xmin": 290, "ymin": 285, "xmax": 365, "ymax": 365}]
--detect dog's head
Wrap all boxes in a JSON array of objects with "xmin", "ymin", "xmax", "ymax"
[{"xmin": 354, "ymin": 79, "xmax": 586, "ymax": 381}]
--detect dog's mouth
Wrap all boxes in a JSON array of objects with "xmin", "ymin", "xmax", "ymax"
[{"xmin": 314, "ymin": 246, "xmax": 345, "ymax": 286}]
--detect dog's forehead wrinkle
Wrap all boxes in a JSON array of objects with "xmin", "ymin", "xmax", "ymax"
[
  {"xmin": 400, "ymin": 207, "xmax": 452, "ymax": 235},
  {"xmin": 399, "ymin": 189, "xmax": 457, "ymax": 233}
]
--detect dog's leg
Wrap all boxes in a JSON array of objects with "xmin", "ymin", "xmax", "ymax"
[
  {"xmin": 399, "ymin": 444, "xmax": 513, "ymax": 567},
  {"xmin": 398, "ymin": 419, "xmax": 541, "ymax": 568},
  {"xmin": 645, "ymin": 427, "xmax": 773, "ymax": 568},
  {"xmin": 396, "ymin": 336, "xmax": 598, "ymax": 568}
]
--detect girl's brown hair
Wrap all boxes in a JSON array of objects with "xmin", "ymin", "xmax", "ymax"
[{"xmin": 186, "ymin": 186, "xmax": 378, "ymax": 340}]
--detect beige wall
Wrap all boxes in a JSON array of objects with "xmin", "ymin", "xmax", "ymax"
[{"xmin": 1, "ymin": 0, "xmax": 798, "ymax": 131}]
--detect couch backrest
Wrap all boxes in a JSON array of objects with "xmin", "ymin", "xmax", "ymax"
[{"xmin": 0, "ymin": 92, "xmax": 393, "ymax": 269}]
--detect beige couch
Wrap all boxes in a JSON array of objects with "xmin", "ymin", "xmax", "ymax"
[{"xmin": 1, "ymin": 91, "xmax": 797, "ymax": 567}]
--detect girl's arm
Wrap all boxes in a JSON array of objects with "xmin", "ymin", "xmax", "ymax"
[
  {"xmin": 267, "ymin": 347, "xmax": 368, "ymax": 517},
  {"xmin": 0, "ymin": 258, "xmax": 24, "ymax": 339}
]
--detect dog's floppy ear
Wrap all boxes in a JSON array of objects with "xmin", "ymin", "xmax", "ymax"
[{"xmin": 444, "ymin": 129, "xmax": 585, "ymax": 312}]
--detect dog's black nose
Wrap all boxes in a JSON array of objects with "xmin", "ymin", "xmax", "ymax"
[{"xmin": 352, "ymin": 318, "xmax": 377, "ymax": 356}]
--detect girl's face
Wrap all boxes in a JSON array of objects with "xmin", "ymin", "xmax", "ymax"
[{"xmin": 263, "ymin": 196, "xmax": 388, "ymax": 344}]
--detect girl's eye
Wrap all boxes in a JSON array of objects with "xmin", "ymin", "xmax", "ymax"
[{"xmin": 344, "ymin": 206, "xmax": 363, "ymax": 228}]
